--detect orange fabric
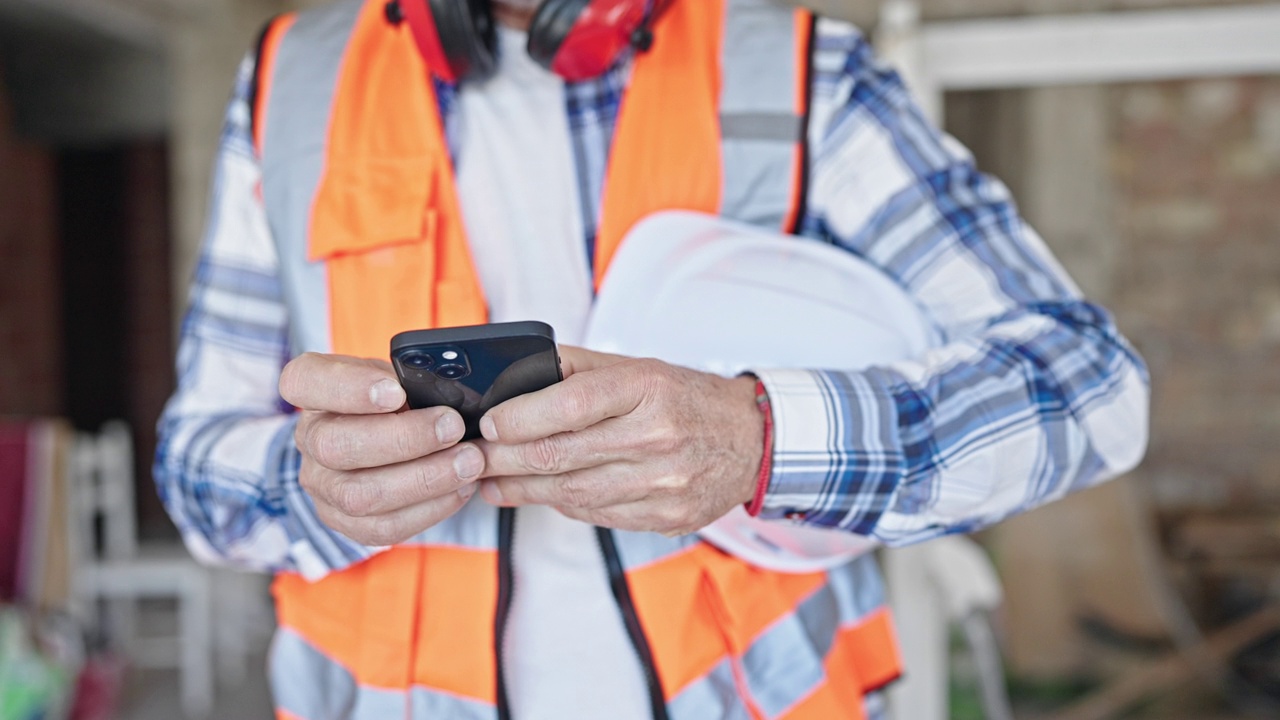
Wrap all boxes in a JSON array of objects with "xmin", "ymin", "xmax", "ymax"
[
  {"xmin": 276, "ymin": 711, "xmax": 307, "ymax": 720},
  {"xmin": 773, "ymin": 610, "xmax": 900, "ymax": 719},
  {"xmin": 834, "ymin": 608, "xmax": 903, "ymax": 693},
  {"xmin": 274, "ymin": 547, "xmax": 423, "ymax": 689},
  {"xmin": 623, "ymin": 547, "xmax": 733, "ymax": 698},
  {"xmin": 627, "ymin": 545, "xmax": 901, "ymax": 715},
  {"xmin": 310, "ymin": 0, "xmax": 486, "ymax": 359},
  {"xmin": 273, "ymin": 546, "xmax": 498, "ymax": 699},
  {"xmin": 781, "ymin": 10, "xmax": 814, "ymax": 235},
  {"xmin": 593, "ymin": 0, "xmax": 726, "ymax": 289},
  {"xmin": 253, "ymin": 13, "xmax": 297, "ymax": 157},
  {"xmin": 697, "ymin": 544, "xmax": 828, "ymax": 654},
  {"xmin": 624, "ymin": 544, "xmax": 829, "ymax": 698},
  {"xmin": 774, "ymin": 611, "xmax": 899, "ymax": 719},
  {"xmin": 781, "ymin": 642, "xmax": 868, "ymax": 720},
  {"xmin": 412, "ymin": 544, "xmax": 500, "ymax": 702}
]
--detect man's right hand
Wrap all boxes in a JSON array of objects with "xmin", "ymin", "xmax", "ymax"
[{"xmin": 279, "ymin": 353, "xmax": 484, "ymax": 547}]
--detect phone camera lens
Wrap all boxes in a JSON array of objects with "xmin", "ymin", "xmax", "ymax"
[
  {"xmin": 402, "ymin": 353, "xmax": 434, "ymax": 369},
  {"xmin": 435, "ymin": 364, "xmax": 468, "ymax": 380}
]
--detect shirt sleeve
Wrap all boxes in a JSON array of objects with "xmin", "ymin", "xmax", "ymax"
[
  {"xmin": 750, "ymin": 21, "xmax": 1150, "ymax": 546},
  {"xmin": 153, "ymin": 54, "xmax": 377, "ymax": 580}
]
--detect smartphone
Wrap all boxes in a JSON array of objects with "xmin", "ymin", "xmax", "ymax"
[{"xmin": 391, "ymin": 321, "xmax": 563, "ymax": 440}]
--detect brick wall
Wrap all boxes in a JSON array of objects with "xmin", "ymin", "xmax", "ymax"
[
  {"xmin": 1, "ymin": 66, "xmax": 173, "ymax": 534},
  {"xmin": 1111, "ymin": 76, "xmax": 1280, "ymax": 510},
  {"xmin": 0, "ymin": 69, "xmax": 61, "ymax": 418},
  {"xmin": 57, "ymin": 142, "xmax": 175, "ymax": 539},
  {"xmin": 947, "ymin": 75, "xmax": 1280, "ymax": 679},
  {"xmin": 123, "ymin": 143, "xmax": 175, "ymax": 538}
]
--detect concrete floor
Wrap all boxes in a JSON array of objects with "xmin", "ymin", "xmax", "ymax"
[
  {"xmin": 111, "ymin": 575, "xmax": 278, "ymax": 720},
  {"xmin": 117, "ymin": 656, "xmax": 274, "ymax": 720}
]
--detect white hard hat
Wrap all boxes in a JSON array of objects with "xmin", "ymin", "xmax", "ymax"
[{"xmin": 584, "ymin": 211, "xmax": 940, "ymax": 572}]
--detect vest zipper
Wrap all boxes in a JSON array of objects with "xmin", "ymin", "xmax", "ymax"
[
  {"xmin": 495, "ymin": 507, "xmax": 516, "ymax": 720},
  {"xmin": 596, "ymin": 527, "xmax": 671, "ymax": 720}
]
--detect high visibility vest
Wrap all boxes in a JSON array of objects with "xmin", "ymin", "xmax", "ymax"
[{"xmin": 254, "ymin": 2, "xmax": 902, "ymax": 718}]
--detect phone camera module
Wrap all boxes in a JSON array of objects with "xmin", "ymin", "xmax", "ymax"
[
  {"xmin": 435, "ymin": 364, "xmax": 469, "ymax": 380},
  {"xmin": 401, "ymin": 353, "xmax": 434, "ymax": 370}
]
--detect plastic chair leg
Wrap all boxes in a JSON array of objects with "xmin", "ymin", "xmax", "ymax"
[{"xmin": 179, "ymin": 572, "xmax": 214, "ymax": 718}]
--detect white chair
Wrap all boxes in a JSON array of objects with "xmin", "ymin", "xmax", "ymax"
[
  {"xmin": 884, "ymin": 538, "xmax": 1014, "ymax": 720},
  {"xmin": 67, "ymin": 421, "xmax": 214, "ymax": 719}
]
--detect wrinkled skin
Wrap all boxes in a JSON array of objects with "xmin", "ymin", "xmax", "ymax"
[
  {"xmin": 477, "ymin": 347, "xmax": 763, "ymax": 537},
  {"xmin": 279, "ymin": 347, "xmax": 763, "ymax": 545}
]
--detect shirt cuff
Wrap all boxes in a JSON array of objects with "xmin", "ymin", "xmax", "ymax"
[{"xmin": 748, "ymin": 368, "xmax": 906, "ymax": 535}]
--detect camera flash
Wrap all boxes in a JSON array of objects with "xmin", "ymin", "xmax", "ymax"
[{"xmin": 442, "ymin": 351, "xmax": 459, "ymax": 360}]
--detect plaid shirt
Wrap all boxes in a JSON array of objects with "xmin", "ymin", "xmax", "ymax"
[{"xmin": 155, "ymin": 19, "xmax": 1149, "ymax": 576}]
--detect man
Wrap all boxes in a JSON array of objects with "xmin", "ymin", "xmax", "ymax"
[{"xmin": 155, "ymin": 0, "xmax": 1150, "ymax": 718}]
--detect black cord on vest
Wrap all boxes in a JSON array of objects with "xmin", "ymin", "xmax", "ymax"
[
  {"xmin": 630, "ymin": 0, "xmax": 671, "ymax": 53},
  {"xmin": 629, "ymin": 26, "xmax": 655, "ymax": 52},
  {"xmin": 247, "ymin": 15, "xmax": 282, "ymax": 154},
  {"xmin": 385, "ymin": 0, "xmax": 405, "ymax": 25}
]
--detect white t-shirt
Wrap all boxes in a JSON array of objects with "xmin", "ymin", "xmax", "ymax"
[{"xmin": 453, "ymin": 26, "xmax": 650, "ymax": 720}]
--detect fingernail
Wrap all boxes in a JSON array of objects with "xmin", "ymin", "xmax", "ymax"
[
  {"xmin": 458, "ymin": 483, "xmax": 478, "ymax": 501},
  {"xmin": 435, "ymin": 413, "xmax": 464, "ymax": 444},
  {"xmin": 480, "ymin": 416, "xmax": 499, "ymax": 442},
  {"xmin": 480, "ymin": 481, "xmax": 503, "ymax": 505},
  {"xmin": 453, "ymin": 445, "xmax": 484, "ymax": 480},
  {"xmin": 371, "ymin": 379, "xmax": 405, "ymax": 411}
]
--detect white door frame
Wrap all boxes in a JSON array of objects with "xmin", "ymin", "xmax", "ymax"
[{"xmin": 877, "ymin": 0, "xmax": 1280, "ymax": 124}]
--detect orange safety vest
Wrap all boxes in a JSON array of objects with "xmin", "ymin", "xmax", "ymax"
[{"xmin": 255, "ymin": 2, "xmax": 902, "ymax": 718}]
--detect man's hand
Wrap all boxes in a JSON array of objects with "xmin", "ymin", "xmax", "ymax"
[
  {"xmin": 477, "ymin": 347, "xmax": 764, "ymax": 536},
  {"xmin": 279, "ymin": 353, "xmax": 484, "ymax": 546}
]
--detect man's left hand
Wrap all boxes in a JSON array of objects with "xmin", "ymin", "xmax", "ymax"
[{"xmin": 477, "ymin": 347, "xmax": 764, "ymax": 536}]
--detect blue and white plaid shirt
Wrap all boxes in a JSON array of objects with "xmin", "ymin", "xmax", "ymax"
[{"xmin": 155, "ymin": 19, "xmax": 1149, "ymax": 576}]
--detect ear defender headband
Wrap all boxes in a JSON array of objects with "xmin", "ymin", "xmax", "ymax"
[{"xmin": 386, "ymin": 0, "xmax": 664, "ymax": 83}]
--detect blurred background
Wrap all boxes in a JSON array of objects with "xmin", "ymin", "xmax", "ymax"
[{"xmin": 0, "ymin": 0, "xmax": 1277, "ymax": 718}]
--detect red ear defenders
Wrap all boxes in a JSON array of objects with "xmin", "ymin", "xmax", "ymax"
[{"xmin": 385, "ymin": 0, "xmax": 663, "ymax": 83}]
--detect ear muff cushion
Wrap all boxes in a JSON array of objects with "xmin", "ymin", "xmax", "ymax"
[
  {"xmin": 527, "ymin": 0, "xmax": 591, "ymax": 71},
  {"xmin": 427, "ymin": 0, "xmax": 498, "ymax": 81}
]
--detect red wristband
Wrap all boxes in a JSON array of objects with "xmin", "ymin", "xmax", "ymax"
[{"xmin": 745, "ymin": 380, "xmax": 773, "ymax": 517}]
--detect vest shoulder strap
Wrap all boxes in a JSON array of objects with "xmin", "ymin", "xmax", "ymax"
[
  {"xmin": 250, "ymin": 13, "xmax": 295, "ymax": 157},
  {"xmin": 719, "ymin": 0, "xmax": 818, "ymax": 235},
  {"xmin": 254, "ymin": 0, "xmax": 370, "ymax": 356},
  {"xmin": 251, "ymin": 0, "xmax": 364, "ymax": 159}
]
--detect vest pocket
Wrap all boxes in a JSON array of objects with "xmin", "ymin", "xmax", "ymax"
[
  {"xmin": 307, "ymin": 157, "xmax": 487, "ymax": 355},
  {"xmin": 307, "ymin": 158, "xmax": 440, "ymax": 359},
  {"xmin": 322, "ymin": 219, "xmax": 439, "ymax": 359},
  {"xmin": 308, "ymin": 157, "xmax": 435, "ymax": 261}
]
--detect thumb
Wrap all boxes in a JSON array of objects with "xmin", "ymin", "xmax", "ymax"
[
  {"xmin": 558, "ymin": 345, "xmax": 629, "ymax": 378},
  {"xmin": 279, "ymin": 352, "xmax": 404, "ymax": 414}
]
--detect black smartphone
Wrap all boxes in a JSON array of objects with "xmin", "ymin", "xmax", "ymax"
[{"xmin": 391, "ymin": 321, "xmax": 563, "ymax": 440}]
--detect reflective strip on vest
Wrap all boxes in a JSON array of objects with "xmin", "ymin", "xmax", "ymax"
[
  {"xmin": 742, "ymin": 611, "xmax": 830, "ymax": 716},
  {"xmin": 721, "ymin": 0, "xmax": 808, "ymax": 229},
  {"xmin": 259, "ymin": 1, "xmax": 364, "ymax": 355},
  {"xmin": 668, "ymin": 658, "xmax": 749, "ymax": 720},
  {"xmin": 272, "ymin": 627, "xmax": 495, "ymax": 720}
]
